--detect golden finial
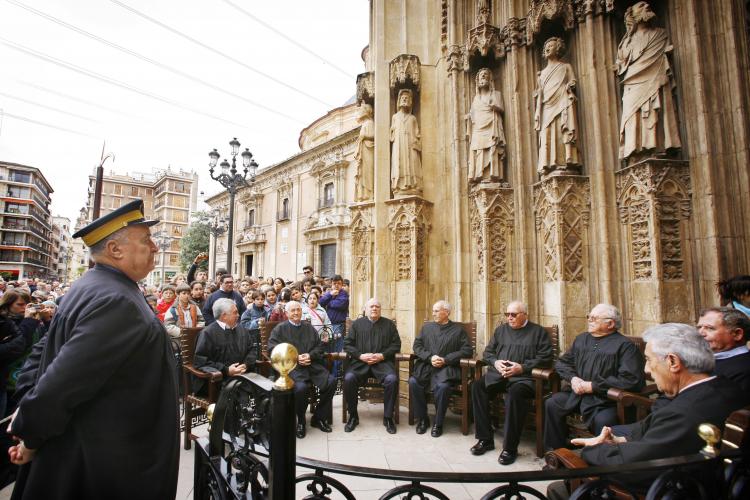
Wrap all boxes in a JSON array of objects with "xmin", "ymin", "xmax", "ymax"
[
  {"xmin": 271, "ymin": 343, "xmax": 298, "ymax": 390},
  {"xmin": 206, "ymin": 403, "xmax": 215, "ymax": 423},
  {"xmin": 698, "ymin": 423, "xmax": 720, "ymax": 457}
]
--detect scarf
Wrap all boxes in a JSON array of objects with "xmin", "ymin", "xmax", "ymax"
[{"xmin": 176, "ymin": 302, "xmax": 198, "ymax": 328}]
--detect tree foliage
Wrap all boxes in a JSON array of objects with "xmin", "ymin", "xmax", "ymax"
[{"xmin": 179, "ymin": 211, "xmax": 211, "ymax": 272}]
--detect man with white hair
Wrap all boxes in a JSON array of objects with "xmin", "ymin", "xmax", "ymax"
[
  {"xmin": 343, "ymin": 298, "xmax": 401, "ymax": 434},
  {"xmin": 470, "ymin": 301, "xmax": 553, "ymax": 465},
  {"xmin": 544, "ymin": 303, "xmax": 645, "ymax": 451},
  {"xmin": 408, "ymin": 300, "xmax": 472, "ymax": 437},
  {"xmin": 546, "ymin": 323, "xmax": 748, "ymax": 499},
  {"xmin": 193, "ymin": 298, "xmax": 258, "ymax": 394},
  {"xmin": 267, "ymin": 301, "xmax": 335, "ymax": 438}
]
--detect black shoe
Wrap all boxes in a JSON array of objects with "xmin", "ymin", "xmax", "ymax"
[
  {"xmin": 416, "ymin": 417, "xmax": 430, "ymax": 434},
  {"xmin": 470, "ymin": 440, "xmax": 495, "ymax": 456},
  {"xmin": 498, "ymin": 449, "xmax": 517, "ymax": 465},
  {"xmin": 296, "ymin": 423, "xmax": 306, "ymax": 439},
  {"xmin": 431, "ymin": 424, "xmax": 443, "ymax": 438},
  {"xmin": 383, "ymin": 417, "xmax": 397, "ymax": 434},
  {"xmin": 344, "ymin": 415, "xmax": 359, "ymax": 433},
  {"xmin": 310, "ymin": 417, "xmax": 332, "ymax": 433}
]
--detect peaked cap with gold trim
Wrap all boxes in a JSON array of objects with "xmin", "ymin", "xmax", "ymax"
[{"xmin": 72, "ymin": 199, "xmax": 159, "ymax": 247}]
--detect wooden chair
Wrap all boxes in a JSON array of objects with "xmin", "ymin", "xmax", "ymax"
[
  {"xmin": 469, "ymin": 324, "xmax": 560, "ymax": 457},
  {"xmin": 338, "ymin": 318, "xmax": 406, "ymax": 424},
  {"xmin": 404, "ymin": 321, "xmax": 477, "ymax": 435},
  {"xmin": 180, "ymin": 326, "xmax": 222, "ymax": 450}
]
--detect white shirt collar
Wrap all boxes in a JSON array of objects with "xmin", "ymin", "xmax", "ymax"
[
  {"xmin": 216, "ymin": 320, "xmax": 232, "ymax": 330},
  {"xmin": 679, "ymin": 375, "xmax": 716, "ymax": 394},
  {"xmin": 714, "ymin": 345, "xmax": 749, "ymax": 360}
]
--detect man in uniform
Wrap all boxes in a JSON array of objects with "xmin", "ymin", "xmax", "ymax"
[
  {"xmin": 8, "ymin": 199, "xmax": 179, "ymax": 500},
  {"xmin": 343, "ymin": 298, "xmax": 401, "ymax": 434},
  {"xmin": 470, "ymin": 301, "xmax": 553, "ymax": 465},
  {"xmin": 267, "ymin": 301, "xmax": 335, "ymax": 438},
  {"xmin": 408, "ymin": 300, "xmax": 472, "ymax": 437}
]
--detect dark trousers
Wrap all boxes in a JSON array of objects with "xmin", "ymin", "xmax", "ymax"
[
  {"xmin": 543, "ymin": 391, "xmax": 618, "ymax": 450},
  {"xmin": 471, "ymin": 376, "xmax": 534, "ymax": 452},
  {"xmin": 408, "ymin": 376, "xmax": 452, "ymax": 426},
  {"xmin": 294, "ymin": 375, "xmax": 335, "ymax": 423},
  {"xmin": 344, "ymin": 370, "xmax": 398, "ymax": 418}
]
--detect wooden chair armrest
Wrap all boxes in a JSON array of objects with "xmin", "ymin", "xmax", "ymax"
[
  {"xmin": 184, "ymin": 365, "xmax": 223, "ymax": 382},
  {"xmin": 532, "ymin": 367, "xmax": 558, "ymax": 381},
  {"xmin": 329, "ymin": 352, "xmax": 348, "ymax": 361},
  {"xmin": 460, "ymin": 358, "xmax": 478, "ymax": 368},
  {"xmin": 544, "ymin": 448, "xmax": 589, "ymax": 470},
  {"xmin": 395, "ymin": 353, "xmax": 414, "ymax": 362}
]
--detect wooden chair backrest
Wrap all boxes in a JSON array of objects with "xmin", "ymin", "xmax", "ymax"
[
  {"xmin": 544, "ymin": 325, "xmax": 560, "ymax": 359},
  {"xmin": 259, "ymin": 320, "xmax": 281, "ymax": 356},
  {"xmin": 722, "ymin": 405, "xmax": 750, "ymax": 451},
  {"xmin": 421, "ymin": 320, "xmax": 477, "ymax": 356},
  {"xmin": 179, "ymin": 327, "xmax": 204, "ymax": 367}
]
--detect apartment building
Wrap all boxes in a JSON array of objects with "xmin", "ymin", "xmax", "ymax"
[
  {"xmin": 52, "ymin": 215, "xmax": 73, "ymax": 282},
  {"xmin": 86, "ymin": 167, "xmax": 199, "ymax": 284},
  {"xmin": 0, "ymin": 161, "xmax": 54, "ymax": 280}
]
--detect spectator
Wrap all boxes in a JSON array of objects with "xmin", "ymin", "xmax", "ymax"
[
  {"xmin": 186, "ymin": 253, "xmax": 208, "ymax": 283},
  {"xmin": 319, "ymin": 274, "xmax": 349, "ymax": 378},
  {"xmin": 240, "ymin": 291, "xmax": 270, "ymax": 334},
  {"xmin": 272, "ymin": 277, "xmax": 285, "ymax": 295},
  {"xmin": 0, "ymin": 292, "xmax": 34, "ymax": 417},
  {"xmin": 302, "ymin": 292, "xmax": 331, "ymax": 341},
  {"xmin": 164, "ymin": 284, "xmax": 205, "ymax": 339},
  {"xmin": 717, "ymin": 275, "xmax": 750, "ymax": 316},
  {"xmin": 269, "ymin": 289, "xmax": 291, "ymax": 322},
  {"xmin": 237, "ymin": 279, "xmax": 251, "ymax": 296},
  {"xmin": 156, "ymin": 285, "xmax": 176, "ymax": 322},
  {"xmin": 697, "ymin": 307, "xmax": 750, "ymax": 391},
  {"xmin": 144, "ymin": 294, "xmax": 159, "ymax": 315},
  {"xmin": 302, "ymin": 265, "xmax": 314, "ymax": 280},
  {"xmin": 202, "ymin": 275, "xmax": 246, "ymax": 326},
  {"xmin": 265, "ymin": 289, "xmax": 278, "ymax": 309},
  {"xmin": 301, "ymin": 278, "xmax": 314, "ymax": 301},
  {"xmin": 190, "ymin": 281, "xmax": 206, "ymax": 310}
]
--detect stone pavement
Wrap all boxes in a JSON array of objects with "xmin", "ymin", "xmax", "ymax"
[{"xmin": 1, "ymin": 394, "xmax": 554, "ymax": 499}]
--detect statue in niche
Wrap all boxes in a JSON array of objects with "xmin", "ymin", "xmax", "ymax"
[
  {"xmin": 616, "ymin": 1, "xmax": 681, "ymax": 163},
  {"xmin": 534, "ymin": 37, "xmax": 581, "ymax": 176},
  {"xmin": 477, "ymin": 0, "xmax": 491, "ymax": 24},
  {"xmin": 467, "ymin": 67, "xmax": 506, "ymax": 184},
  {"xmin": 354, "ymin": 103, "xmax": 375, "ymax": 201},
  {"xmin": 390, "ymin": 89, "xmax": 422, "ymax": 196}
]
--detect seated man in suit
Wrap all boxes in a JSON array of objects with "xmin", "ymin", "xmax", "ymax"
[
  {"xmin": 267, "ymin": 301, "xmax": 335, "ymax": 438},
  {"xmin": 698, "ymin": 307, "xmax": 750, "ymax": 392},
  {"xmin": 546, "ymin": 323, "xmax": 749, "ymax": 499},
  {"xmin": 408, "ymin": 300, "xmax": 473, "ymax": 437},
  {"xmin": 343, "ymin": 298, "xmax": 401, "ymax": 434},
  {"xmin": 470, "ymin": 300, "xmax": 553, "ymax": 465},
  {"xmin": 544, "ymin": 304, "xmax": 645, "ymax": 451},
  {"xmin": 194, "ymin": 298, "xmax": 258, "ymax": 395}
]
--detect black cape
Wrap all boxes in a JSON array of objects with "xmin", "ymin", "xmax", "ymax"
[
  {"xmin": 483, "ymin": 321, "xmax": 553, "ymax": 387},
  {"xmin": 268, "ymin": 321, "xmax": 331, "ymax": 389},
  {"xmin": 193, "ymin": 321, "xmax": 259, "ymax": 392},
  {"xmin": 10, "ymin": 264, "xmax": 179, "ymax": 500},
  {"xmin": 716, "ymin": 351, "xmax": 750, "ymax": 392},
  {"xmin": 344, "ymin": 316, "xmax": 401, "ymax": 382},
  {"xmin": 412, "ymin": 321, "xmax": 473, "ymax": 388},
  {"xmin": 554, "ymin": 331, "xmax": 645, "ymax": 421}
]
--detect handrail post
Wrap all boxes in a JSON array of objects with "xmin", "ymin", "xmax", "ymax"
[{"xmin": 269, "ymin": 383, "xmax": 295, "ymax": 499}]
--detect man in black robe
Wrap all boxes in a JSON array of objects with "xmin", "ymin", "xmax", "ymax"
[
  {"xmin": 698, "ymin": 307, "xmax": 750, "ymax": 392},
  {"xmin": 408, "ymin": 300, "xmax": 473, "ymax": 437},
  {"xmin": 470, "ymin": 301, "xmax": 553, "ymax": 464},
  {"xmin": 193, "ymin": 298, "xmax": 258, "ymax": 394},
  {"xmin": 547, "ymin": 323, "xmax": 749, "ymax": 499},
  {"xmin": 8, "ymin": 199, "xmax": 179, "ymax": 500},
  {"xmin": 267, "ymin": 301, "xmax": 335, "ymax": 438},
  {"xmin": 544, "ymin": 303, "xmax": 645, "ymax": 450},
  {"xmin": 343, "ymin": 298, "xmax": 401, "ymax": 434}
]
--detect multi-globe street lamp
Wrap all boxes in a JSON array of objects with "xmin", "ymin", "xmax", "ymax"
[
  {"xmin": 153, "ymin": 230, "xmax": 174, "ymax": 285},
  {"xmin": 208, "ymin": 138, "xmax": 258, "ymax": 274},
  {"xmin": 206, "ymin": 210, "xmax": 227, "ymax": 277}
]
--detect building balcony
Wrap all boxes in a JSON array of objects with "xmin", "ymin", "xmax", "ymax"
[
  {"xmin": 318, "ymin": 197, "xmax": 335, "ymax": 209},
  {"xmin": 276, "ymin": 210, "xmax": 290, "ymax": 222}
]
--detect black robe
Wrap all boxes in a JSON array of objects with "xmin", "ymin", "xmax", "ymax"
[
  {"xmin": 10, "ymin": 264, "xmax": 179, "ymax": 500},
  {"xmin": 193, "ymin": 322, "xmax": 258, "ymax": 392},
  {"xmin": 268, "ymin": 321, "xmax": 331, "ymax": 389},
  {"xmin": 716, "ymin": 351, "xmax": 750, "ymax": 392},
  {"xmin": 412, "ymin": 321, "xmax": 473, "ymax": 389},
  {"xmin": 554, "ymin": 331, "xmax": 644, "ymax": 419},
  {"xmin": 582, "ymin": 377, "xmax": 749, "ymax": 489},
  {"xmin": 483, "ymin": 321, "xmax": 553, "ymax": 387},
  {"xmin": 344, "ymin": 316, "xmax": 401, "ymax": 382}
]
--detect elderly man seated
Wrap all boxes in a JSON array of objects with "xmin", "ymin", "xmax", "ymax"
[
  {"xmin": 193, "ymin": 298, "xmax": 258, "ymax": 394},
  {"xmin": 343, "ymin": 298, "xmax": 401, "ymax": 434},
  {"xmin": 544, "ymin": 304, "xmax": 645, "ymax": 451},
  {"xmin": 698, "ymin": 307, "xmax": 750, "ymax": 392},
  {"xmin": 267, "ymin": 301, "xmax": 335, "ymax": 438},
  {"xmin": 546, "ymin": 323, "xmax": 749, "ymax": 499},
  {"xmin": 408, "ymin": 300, "xmax": 472, "ymax": 437}
]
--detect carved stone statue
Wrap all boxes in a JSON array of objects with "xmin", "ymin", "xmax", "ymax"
[
  {"xmin": 534, "ymin": 37, "xmax": 580, "ymax": 176},
  {"xmin": 467, "ymin": 68, "xmax": 505, "ymax": 183},
  {"xmin": 477, "ymin": 0, "xmax": 491, "ymax": 24},
  {"xmin": 390, "ymin": 89, "xmax": 422, "ymax": 196},
  {"xmin": 616, "ymin": 1, "xmax": 681, "ymax": 163},
  {"xmin": 354, "ymin": 103, "xmax": 375, "ymax": 201}
]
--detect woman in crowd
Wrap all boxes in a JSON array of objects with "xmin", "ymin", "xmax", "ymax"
[
  {"xmin": 272, "ymin": 277, "xmax": 285, "ymax": 295},
  {"xmin": 164, "ymin": 284, "xmax": 205, "ymax": 338},
  {"xmin": 265, "ymin": 289, "xmax": 278, "ymax": 310},
  {"xmin": 269, "ymin": 288, "xmax": 291, "ymax": 322},
  {"xmin": 0, "ymin": 290, "xmax": 37, "ymax": 417},
  {"xmin": 717, "ymin": 275, "xmax": 750, "ymax": 316},
  {"xmin": 156, "ymin": 285, "xmax": 176, "ymax": 322},
  {"xmin": 301, "ymin": 278, "xmax": 315, "ymax": 301},
  {"xmin": 302, "ymin": 292, "xmax": 331, "ymax": 343},
  {"xmin": 189, "ymin": 281, "xmax": 206, "ymax": 310}
]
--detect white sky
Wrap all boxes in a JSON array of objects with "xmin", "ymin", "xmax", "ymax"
[{"xmin": 0, "ymin": 0, "xmax": 369, "ymax": 224}]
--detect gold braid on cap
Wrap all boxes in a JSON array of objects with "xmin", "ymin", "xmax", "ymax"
[{"xmin": 82, "ymin": 209, "xmax": 144, "ymax": 247}]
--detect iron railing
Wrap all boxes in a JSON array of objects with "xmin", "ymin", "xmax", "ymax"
[{"xmin": 193, "ymin": 372, "xmax": 749, "ymax": 500}]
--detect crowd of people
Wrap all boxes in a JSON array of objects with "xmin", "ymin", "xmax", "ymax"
[{"xmin": 0, "ymin": 198, "xmax": 747, "ymax": 498}]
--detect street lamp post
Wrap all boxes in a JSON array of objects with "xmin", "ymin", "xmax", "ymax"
[
  {"xmin": 208, "ymin": 138, "xmax": 258, "ymax": 275},
  {"xmin": 206, "ymin": 211, "xmax": 227, "ymax": 278},
  {"xmin": 153, "ymin": 230, "xmax": 174, "ymax": 285}
]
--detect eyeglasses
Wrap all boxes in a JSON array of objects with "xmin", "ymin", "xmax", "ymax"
[{"xmin": 504, "ymin": 312, "xmax": 524, "ymax": 317}]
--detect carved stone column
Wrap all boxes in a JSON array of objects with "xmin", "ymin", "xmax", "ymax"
[
  {"xmin": 385, "ymin": 196, "xmax": 432, "ymax": 340},
  {"xmin": 533, "ymin": 175, "xmax": 591, "ymax": 349},
  {"xmin": 616, "ymin": 159, "xmax": 693, "ymax": 333},
  {"xmin": 470, "ymin": 184, "xmax": 514, "ymax": 355},
  {"xmin": 348, "ymin": 201, "xmax": 375, "ymax": 312}
]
